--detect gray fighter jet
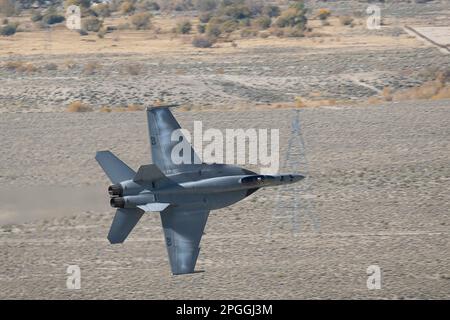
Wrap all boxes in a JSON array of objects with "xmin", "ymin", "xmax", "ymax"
[{"xmin": 95, "ymin": 105, "xmax": 304, "ymax": 275}]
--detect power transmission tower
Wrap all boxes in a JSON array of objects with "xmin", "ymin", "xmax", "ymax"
[{"xmin": 268, "ymin": 110, "xmax": 320, "ymax": 237}]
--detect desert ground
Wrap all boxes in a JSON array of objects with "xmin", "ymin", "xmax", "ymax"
[
  {"xmin": 0, "ymin": 100, "xmax": 449, "ymax": 299},
  {"xmin": 0, "ymin": 0, "xmax": 449, "ymax": 299}
]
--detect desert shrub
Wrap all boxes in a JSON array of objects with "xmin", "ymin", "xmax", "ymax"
[
  {"xmin": 275, "ymin": 2, "xmax": 308, "ymax": 31},
  {"xmin": 205, "ymin": 19, "xmax": 222, "ymax": 37},
  {"xmin": 120, "ymin": 1, "xmax": 136, "ymax": 15},
  {"xmin": 275, "ymin": 9, "xmax": 295, "ymax": 27},
  {"xmin": 4, "ymin": 61, "xmax": 37, "ymax": 72},
  {"xmin": 4, "ymin": 61, "xmax": 20, "ymax": 70},
  {"xmin": 106, "ymin": 25, "xmax": 117, "ymax": 32},
  {"xmin": 393, "ymin": 80, "xmax": 443, "ymax": 101},
  {"xmin": 82, "ymin": 16, "xmax": 103, "ymax": 32},
  {"xmin": 270, "ymin": 27, "xmax": 284, "ymax": 37},
  {"xmin": 234, "ymin": 18, "xmax": 247, "ymax": 28},
  {"xmin": 220, "ymin": 19, "xmax": 238, "ymax": 33},
  {"xmin": 149, "ymin": 1, "xmax": 160, "ymax": 11},
  {"xmin": 221, "ymin": 4, "xmax": 252, "ymax": 20},
  {"xmin": 126, "ymin": 104, "xmax": 144, "ymax": 111},
  {"xmin": 43, "ymin": 13, "xmax": 65, "ymax": 25},
  {"xmin": 195, "ymin": 0, "xmax": 217, "ymax": 12},
  {"xmin": 83, "ymin": 61, "xmax": 101, "ymax": 75},
  {"xmin": 295, "ymin": 96, "xmax": 306, "ymax": 108},
  {"xmin": 131, "ymin": 12, "xmax": 151, "ymax": 30},
  {"xmin": 339, "ymin": 16, "xmax": 354, "ymax": 26},
  {"xmin": 99, "ymin": 106, "xmax": 112, "ymax": 112},
  {"xmin": 388, "ymin": 71, "xmax": 449, "ymax": 102},
  {"xmin": 197, "ymin": 24, "xmax": 206, "ymax": 34},
  {"xmin": 192, "ymin": 35, "xmax": 214, "ymax": 48},
  {"xmin": 317, "ymin": 8, "xmax": 331, "ymax": 21},
  {"xmin": 199, "ymin": 11, "xmax": 212, "ymax": 23},
  {"xmin": 0, "ymin": 0, "xmax": 18, "ymax": 17},
  {"xmin": 262, "ymin": 5, "xmax": 280, "ymax": 18},
  {"xmin": 173, "ymin": 0, "xmax": 194, "ymax": 11},
  {"xmin": 67, "ymin": 101, "xmax": 92, "ymax": 112},
  {"xmin": 204, "ymin": 15, "xmax": 241, "ymax": 37},
  {"xmin": 247, "ymin": 1, "xmax": 263, "ymax": 16},
  {"xmin": 240, "ymin": 28, "xmax": 257, "ymax": 38},
  {"xmin": 254, "ymin": 16, "xmax": 271, "ymax": 30},
  {"xmin": 64, "ymin": 0, "xmax": 91, "ymax": 8},
  {"xmin": 92, "ymin": 3, "xmax": 111, "ymax": 17},
  {"xmin": 97, "ymin": 28, "xmax": 106, "ymax": 38},
  {"xmin": 137, "ymin": 0, "xmax": 160, "ymax": 11},
  {"xmin": 285, "ymin": 27, "xmax": 305, "ymax": 38},
  {"xmin": 31, "ymin": 11, "xmax": 43, "ymax": 22},
  {"xmin": 176, "ymin": 20, "xmax": 192, "ymax": 34},
  {"xmin": 432, "ymin": 86, "xmax": 450, "ymax": 100},
  {"xmin": 0, "ymin": 23, "xmax": 16, "ymax": 36},
  {"xmin": 259, "ymin": 31, "xmax": 269, "ymax": 38}
]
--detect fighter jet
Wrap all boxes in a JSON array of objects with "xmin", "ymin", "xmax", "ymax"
[{"xmin": 95, "ymin": 105, "xmax": 304, "ymax": 275}]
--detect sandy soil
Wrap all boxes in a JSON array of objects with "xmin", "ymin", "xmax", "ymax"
[{"xmin": 0, "ymin": 100, "xmax": 449, "ymax": 299}]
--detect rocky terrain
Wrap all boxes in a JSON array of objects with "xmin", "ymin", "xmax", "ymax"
[{"xmin": 0, "ymin": 100, "xmax": 449, "ymax": 299}]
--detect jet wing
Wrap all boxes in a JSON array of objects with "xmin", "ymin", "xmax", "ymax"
[
  {"xmin": 146, "ymin": 106, "xmax": 201, "ymax": 174},
  {"xmin": 160, "ymin": 207, "xmax": 209, "ymax": 275}
]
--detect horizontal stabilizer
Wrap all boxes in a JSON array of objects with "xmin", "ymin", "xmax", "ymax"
[
  {"xmin": 138, "ymin": 202, "xmax": 171, "ymax": 212},
  {"xmin": 95, "ymin": 151, "xmax": 135, "ymax": 184}
]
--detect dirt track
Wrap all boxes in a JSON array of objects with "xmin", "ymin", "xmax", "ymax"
[{"xmin": 0, "ymin": 100, "xmax": 449, "ymax": 299}]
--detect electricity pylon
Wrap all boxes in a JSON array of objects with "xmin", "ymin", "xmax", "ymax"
[{"xmin": 268, "ymin": 109, "xmax": 320, "ymax": 237}]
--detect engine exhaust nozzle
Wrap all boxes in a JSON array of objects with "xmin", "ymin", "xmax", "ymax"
[
  {"xmin": 108, "ymin": 184, "xmax": 123, "ymax": 197},
  {"xmin": 110, "ymin": 197, "xmax": 125, "ymax": 208}
]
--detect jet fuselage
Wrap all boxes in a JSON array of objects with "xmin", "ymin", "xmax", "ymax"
[{"xmin": 109, "ymin": 164, "xmax": 303, "ymax": 212}]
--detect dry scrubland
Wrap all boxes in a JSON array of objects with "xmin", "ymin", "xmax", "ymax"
[
  {"xmin": 0, "ymin": 0, "xmax": 449, "ymax": 299},
  {"xmin": 0, "ymin": 0, "xmax": 449, "ymax": 112}
]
